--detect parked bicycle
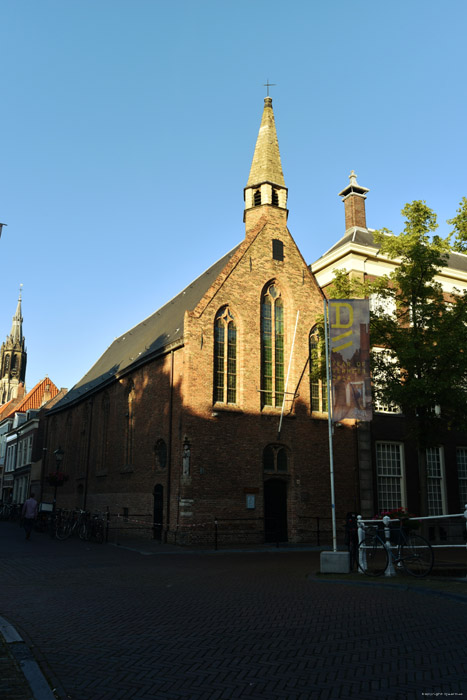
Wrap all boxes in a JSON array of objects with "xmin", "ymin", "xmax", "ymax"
[
  {"xmin": 55, "ymin": 509, "xmax": 89, "ymax": 540},
  {"xmin": 79, "ymin": 512, "xmax": 105, "ymax": 543},
  {"xmin": 357, "ymin": 519, "xmax": 434, "ymax": 578},
  {"xmin": 0, "ymin": 503, "xmax": 21, "ymax": 522}
]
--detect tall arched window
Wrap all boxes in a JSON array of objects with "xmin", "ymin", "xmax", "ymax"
[
  {"xmin": 155, "ymin": 439, "xmax": 167, "ymax": 470},
  {"xmin": 98, "ymin": 392, "xmax": 110, "ymax": 474},
  {"xmin": 261, "ymin": 283, "xmax": 284, "ymax": 408},
  {"xmin": 309, "ymin": 327, "xmax": 327, "ymax": 413},
  {"xmin": 254, "ymin": 189, "xmax": 261, "ymax": 206},
  {"xmin": 263, "ymin": 444, "xmax": 289, "ymax": 472},
  {"xmin": 125, "ymin": 381, "xmax": 135, "ymax": 466},
  {"xmin": 214, "ymin": 307, "xmax": 237, "ymax": 404}
]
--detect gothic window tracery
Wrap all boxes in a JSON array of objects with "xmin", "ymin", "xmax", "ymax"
[
  {"xmin": 214, "ymin": 307, "xmax": 237, "ymax": 404},
  {"xmin": 125, "ymin": 382, "xmax": 136, "ymax": 466},
  {"xmin": 309, "ymin": 327, "xmax": 328, "ymax": 413},
  {"xmin": 261, "ymin": 283, "xmax": 284, "ymax": 408},
  {"xmin": 263, "ymin": 444, "xmax": 289, "ymax": 473}
]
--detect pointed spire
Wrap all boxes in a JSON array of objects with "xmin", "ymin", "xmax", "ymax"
[
  {"xmin": 244, "ymin": 97, "xmax": 288, "ymax": 228},
  {"xmin": 246, "ymin": 97, "xmax": 285, "ymax": 188},
  {"xmin": 0, "ymin": 286, "xmax": 27, "ymax": 403},
  {"xmin": 10, "ymin": 285, "xmax": 23, "ymax": 344}
]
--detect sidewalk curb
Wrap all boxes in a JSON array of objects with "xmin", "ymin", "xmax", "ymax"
[{"xmin": 0, "ymin": 616, "xmax": 56, "ymax": 700}]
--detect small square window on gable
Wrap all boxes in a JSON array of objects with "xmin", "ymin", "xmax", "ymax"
[{"xmin": 272, "ymin": 239, "xmax": 284, "ymax": 261}]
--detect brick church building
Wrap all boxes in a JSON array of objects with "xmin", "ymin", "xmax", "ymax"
[{"xmin": 42, "ymin": 97, "xmax": 360, "ymax": 544}]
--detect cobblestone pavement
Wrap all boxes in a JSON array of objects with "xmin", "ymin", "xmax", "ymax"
[{"xmin": 1, "ymin": 523, "xmax": 466, "ymax": 700}]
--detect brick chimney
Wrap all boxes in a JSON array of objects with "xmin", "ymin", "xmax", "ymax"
[{"xmin": 338, "ymin": 171, "xmax": 369, "ymax": 231}]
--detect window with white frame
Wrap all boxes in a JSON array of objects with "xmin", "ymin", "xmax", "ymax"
[
  {"xmin": 371, "ymin": 347, "xmax": 401, "ymax": 414},
  {"xmin": 17, "ymin": 436, "xmax": 33, "ymax": 467},
  {"xmin": 5, "ymin": 445, "xmax": 16, "ymax": 473},
  {"xmin": 369, "ymin": 293, "xmax": 397, "ymax": 319},
  {"xmin": 376, "ymin": 442, "xmax": 406, "ymax": 511},
  {"xmin": 456, "ymin": 448, "xmax": 467, "ymax": 511},
  {"xmin": 426, "ymin": 446, "xmax": 447, "ymax": 515}
]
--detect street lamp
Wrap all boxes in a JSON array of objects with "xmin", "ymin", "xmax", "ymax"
[{"xmin": 53, "ymin": 447, "xmax": 64, "ymax": 512}]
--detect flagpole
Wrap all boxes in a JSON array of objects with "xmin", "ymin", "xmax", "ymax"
[{"xmin": 323, "ymin": 298, "xmax": 337, "ymax": 552}]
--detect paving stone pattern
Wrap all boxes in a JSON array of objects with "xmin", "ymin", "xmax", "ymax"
[{"xmin": 1, "ymin": 523, "xmax": 466, "ymax": 700}]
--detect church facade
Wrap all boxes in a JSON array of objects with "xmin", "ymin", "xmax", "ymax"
[{"xmin": 42, "ymin": 97, "xmax": 359, "ymax": 545}]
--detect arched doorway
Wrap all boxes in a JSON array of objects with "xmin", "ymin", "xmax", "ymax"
[
  {"xmin": 153, "ymin": 484, "xmax": 163, "ymax": 540},
  {"xmin": 264, "ymin": 479, "xmax": 288, "ymax": 543}
]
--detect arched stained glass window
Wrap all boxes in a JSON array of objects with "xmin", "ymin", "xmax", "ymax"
[
  {"xmin": 261, "ymin": 284, "xmax": 284, "ymax": 408},
  {"xmin": 309, "ymin": 327, "xmax": 328, "ymax": 413},
  {"xmin": 214, "ymin": 307, "xmax": 237, "ymax": 404}
]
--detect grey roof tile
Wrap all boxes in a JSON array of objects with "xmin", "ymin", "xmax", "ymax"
[
  {"xmin": 53, "ymin": 243, "xmax": 241, "ymax": 410},
  {"xmin": 317, "ymin": 228, "xmax": 467, "ymax": 274}
]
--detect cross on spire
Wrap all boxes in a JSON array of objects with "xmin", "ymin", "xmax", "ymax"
[{"xmin": 263, "ymin": 79, "xmax": 276, "ymax": 97}]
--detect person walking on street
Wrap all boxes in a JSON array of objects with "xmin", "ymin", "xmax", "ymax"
[{"xmin": 22, "ymin": 493, "xmax": 38, "ymax": 540}]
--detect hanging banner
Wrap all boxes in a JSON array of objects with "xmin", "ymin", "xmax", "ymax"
[{"xmin": 328, "ymin": 299, "xmax": 372, "ymax": 422}]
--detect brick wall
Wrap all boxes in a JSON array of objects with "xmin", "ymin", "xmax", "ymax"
[{"xmin": 43, "ymin": 213, "xmax": 360, "ymax": 545}]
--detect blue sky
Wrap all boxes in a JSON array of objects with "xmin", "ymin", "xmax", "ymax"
[{"xmin": 1, "ymin": 0, "xmax": 466, "ymax": 392}]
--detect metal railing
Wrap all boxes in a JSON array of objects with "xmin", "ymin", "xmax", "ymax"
[
  {"xmin": 357, "ymin": 506, "xmax": 467, "ymax": 577},
  {"xmin": 103, "ymin": 510, "xmax": 336, "ymax": 549}
]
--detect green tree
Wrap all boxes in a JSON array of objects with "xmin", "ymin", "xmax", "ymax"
[
  {"xmin": 448, "ymin": 197, "xmax": 467, "ymax": 253},
  {"xmin": 329, "ymin": 200, "xmax": 467, "ymax": 514}
]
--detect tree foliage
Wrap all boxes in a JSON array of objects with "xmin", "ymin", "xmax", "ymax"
[
  {"xmin": 329, "ymin": 200, "xmax": 467, "ymax": 447},
  {"xmin": 448, "ymin": 197, "xmax": 467, "ymax": 253}
]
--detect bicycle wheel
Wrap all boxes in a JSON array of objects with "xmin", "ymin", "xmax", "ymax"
[
  {"xmin": 400, "ymin": 534, "xmax": 433, "ymax": 577},
  {"xmin": 55, "ymin": 521, "xmax": 71, "ymax": 540},
  {"xmin": 93, "ymin": 519, "xmax": 104, "ymax": 544},
  {"xmin": 357, "ymin": 535, "xmax": 389, "ymax": 576},
  {"xmin": 79, "ymin": 521, "xmax": 90, "ymax": 541}
]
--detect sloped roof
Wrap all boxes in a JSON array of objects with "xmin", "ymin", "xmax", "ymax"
[
  {"xmin": 315, "ymin": 227, "xmax": 467, "ymax": 274},
  {"xmin": 52, "ymin": 244, "xmax": 242, "ymax": 411},
  {"xmin": 246, "ymin": 97, "xmax": 285, "ymax": 188},
  {"xmin": 0, "ymin": 378, "xmax": 59, "ymax": 419},
  {"xmin": 316, "ymin": 227, "xmax": 378, "ymax": 260},
  {"xmin": 0, "ymin": 397, "xmax": 18, "ymax": 421}
]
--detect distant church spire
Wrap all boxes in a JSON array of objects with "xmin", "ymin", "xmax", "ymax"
[
  {"xmin": 244, "ymin": 96, "xmax": 288, "ymax": 228},
  {"xmin": 0, "ymin": 288, "xmax": 27, "ymax": 404},
  {"xmin": 10, "ymin": 285, "xmax": 23, "ymax": 344}
]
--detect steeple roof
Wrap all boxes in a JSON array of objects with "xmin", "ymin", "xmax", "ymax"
[
  {"xmin": 246, "ymin": 97, "xmax": 285, "ymax": 188},
  {"xmin": 10, "ymin": 288, "xmax": 23, "ymax": 344}
]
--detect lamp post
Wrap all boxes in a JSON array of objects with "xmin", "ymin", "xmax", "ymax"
[{"xmin": 52, "ymin": 447, "xmax": 64, "ymax": 513}]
